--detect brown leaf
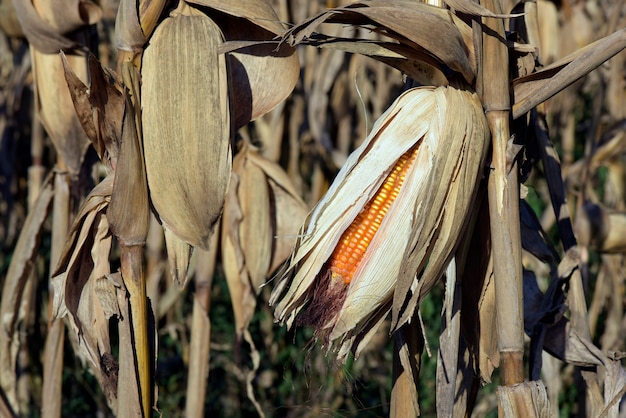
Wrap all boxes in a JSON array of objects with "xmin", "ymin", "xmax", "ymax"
[
  {"xmin": 220, "ymin": 14, "xmax": 299, "ymax": 129},
  {"xmin": 50, "ymin": 175, "xmax": 121, "ymax": 409},
  {"xmin": 107, "ymin": 67, "xmax": 150, "ymax": 245},
  {"xmin": 0, "ymin": 0, "xmax": 22, "ymax": 37},
  {"xmin": 222, "ymin": 142, "xmax": 307, "ymax": 339},
  {"xmin": 163, "ymin": 227, "xmax": 192, "ymax": 287},
  {"xmin": 0, "ymin": 175, "xmax": 53, "ymax": 408},
  {"xmin": 61, "ymin": 52, "xmax": 124, "ymax": 171},
  {"xmin": 114, "ymin": 0, "xmax": 147, "ymax": 52},
  {"xmin": 31, "ymin": 48, "xmax": 91, "ymax": 174},
  {"xmin": 513, "ymin": 29, "xmax": 626, "ymax": 119},
  {"xmin": 11, "ymin": 0, "xmax": 82, "ymax": 53},
  {"xmin": 283, "ymin": 1, "xmax": 474, "ymax": 83},
  {"xmin": 187, "ymin": 0, "xmax": 287, "ymax": 35}
]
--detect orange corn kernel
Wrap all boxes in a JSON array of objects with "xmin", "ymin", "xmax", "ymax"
[{"xmin": 329, "ymin": 145, "xmax": 419, "ymax": 284}]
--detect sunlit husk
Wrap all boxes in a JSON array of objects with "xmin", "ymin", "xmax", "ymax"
[
  {"xmin": 141, "ymin": 3, "xmax": 231, "ymax": 251},
  {"xmin": 271, "ymin": 86, "xmax": 489, "ymax": 359},
  {"xmin": 31, "ymin": 49, "xmax": 90, "ymax": 174}
]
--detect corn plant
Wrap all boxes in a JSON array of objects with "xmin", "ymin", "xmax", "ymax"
[{"xmin": 0, "ymin": 0, "xmax": 625, "ymax": 417}]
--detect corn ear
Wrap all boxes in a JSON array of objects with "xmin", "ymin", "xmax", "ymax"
[{"xmin": 142, "ymin": 2, "xmax": 232, "ymax": 251}]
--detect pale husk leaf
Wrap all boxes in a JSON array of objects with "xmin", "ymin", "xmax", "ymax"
[
  {"xmin": 142, "ymin": 3, "xmax": 231, "ymax": 250},
  {"xmin": 393, "ymin": 87, "xmax": 489, "ymax": 330},
  {"xmin": 114, "ymin": 0, "xmax": 146, "ymax": 52},
  {"xmin": 31, "ymin": 49, "xmax": 90, "ymax": 174},
  {"xmin": 108, "ymin": 81, "xmax": 150, "ymax": 246},
  {"xmin": 31, "ymin": 0, "xmax": 101, "ymax": 33},
  {"xmin": 0, "ymin": 176, "xmax": 53, "ymax": 408},
  {"xmin": 11, "ymin": 0, "xmax": 89, "ymax": 53},
  {"xmin": 163, "ymin": 227, "xmax": 193, "ymax": 287},
  {"xmin": 220, "ymin": 16, "xmax": 299, "ymax": 129},
  {"xmin": 223, "ymin": 143, "xmax": 307, "ymax": 337}
]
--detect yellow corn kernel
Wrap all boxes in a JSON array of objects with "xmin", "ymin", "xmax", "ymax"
[{"xmin": 329, "ymin": 145, "xmax": 419, "ymax": 284}]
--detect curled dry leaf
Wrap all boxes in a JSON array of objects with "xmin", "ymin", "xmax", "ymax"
[
  {"xmin": 222, "ymin": 141, "xmax": 308, "ymax": 339},
  {"xmin": 271, "ymin": 86, "xmax": 489, "ymax": 359},
  {"xmin": 281, "ymin": 0, "xmax": 475, "ymax": 84},
  {"xmin": 0, "ymin": 176, "xmax": 53, "ymax": 408},
  {"xmin": 61, "ymin": 52, "xmax": 124, "ymax": 172},
  {"xmin": 51, "ymin": 175, "xmax": 120, "ymax": 407},
  {"xmin": 219, "ymin": 13, "xmax": 299, "ymax": 129},
  {"xmin": 12, "ymin": 0, "xmax": 100, "ymax": 53},
  {"xmin": 187, "ymin": 0, "xmax": 287, "ymax": 36},
  {"xmin": 31, "ymin": 0, "xmax": 101, "ymax": 33},
  {"xmin": 221, "ymin": 142, "xmax": 307, "ymax": 418},
  {"xmin": 512, "ymin": 28, "xmax": 626, "ymax": 119},
  {"xmin": 142, "ymin": 1, "xmax": 231, "ymax": 251},
  {"xmin": 107, "ymin": 67, "xmax": 150, "ymax": 246}
]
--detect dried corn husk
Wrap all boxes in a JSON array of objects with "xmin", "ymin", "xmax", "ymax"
[
  {"xmin": 271, "ymin": 86, "xmax": 489, "ymax": 359},
  {"xmin": 50, "ymin": 176, "xmax": 119, "ymax": 410},
  {"xmin": 142, "ymin": 2, "xmax": 232, "ymax": 252},
  {"xmin": 222, "ymin": 141, "xmax": 308, "ymax": 338}
]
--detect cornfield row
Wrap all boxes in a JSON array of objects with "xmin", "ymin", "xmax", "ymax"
[{"xmin": 0, "ymin": 0, "xmax": 625, "ymax": 417}]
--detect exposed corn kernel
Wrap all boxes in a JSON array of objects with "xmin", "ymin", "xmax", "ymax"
[{"xmin": 329, "ymin": 145, "xmax": 419, "ymax": 284}]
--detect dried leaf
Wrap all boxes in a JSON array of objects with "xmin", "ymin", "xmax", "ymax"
[
  {"xmin": 220, "ymin": 14, "xmax": 299, "ymax": 129},
  {"xmin": 31, "ymin": 49, "xmax": 91, "ymax": 174},
  {"xmin": 142, "ymin": 2, "xmax": 232, "ymax": 250},
  {"xmin": 576, "ymin": 202, "xmax": 626, "ymax": 253},
  {"xmin": 187, "ymin": 0, "xmax": 286, "ymax": 35},
  {"xmin": 114, "ymin": 0, "xmax": 151, "ymax": 52},
  {"xmin": 11, "ymin": 0, "xmax": 83, "ymax": 53},
  {"xmin": 32, "ymin": 0, "xmax": 100, "ymax": 33},
  {"xmin": 444, "ymin": 0, "xmax": 520, "ymax": 18},
  {"xmin": 436, "ymin": 260, "xmax": 462, "ymax": 417},
  {"xmin": 222, "ymin": 142, "xmax": 307, "ymax": 338},
  {"xmin": 282, "ymin": 1, "xmax": 475, "ymax": 83},
  {"xmin": 0, "ymin": 0, "xmax": 22, "ymax": 37},
  {"xmin": 108, "ymin": 71, "xmax": 150, "ymax": 245},
  {"xmin": 0, "ymin": 175, "xmax": 53, "ymax": 408},
  {"xmin": 513, "ymin": 29, "xmax": 626, "ymax": 119},
  {"xmin": 50, "ymin": 175, "xmax": 120, "ymax": 408},
  {"xmin": 61, "ymin": 52, "xmax": 124, "ymax": 171},
  {"xmin": 163, "ymin": 227, "xmax": 192, "ymax": 287}
]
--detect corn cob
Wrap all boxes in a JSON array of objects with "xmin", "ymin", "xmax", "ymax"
[{"xmin": 330, "ymin": 145, "xmax": 419, "ymax": 284}]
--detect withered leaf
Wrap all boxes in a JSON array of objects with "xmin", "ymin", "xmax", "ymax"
[
  {"xmin": 187, "ymin": 0, "xmax": 286, "ymax": 35},
  {"xmin": 61, "ymin": 52, "xmax": 123, "ymax": 171},
  {"xmin": 0, "ymin": 175, "xmax": 53, "ymax": 407},
  {"xmin": 11, "ymin": 0, "xmax": 98, "ymax": 53},
  {"xmin": 513, "ymin": 28, "xmax": 626, "ymax": 118},
  {"xmin": 282, "ymin": 1, "xmax": 474, "ymax": 83},
  {"xmin": 219, "ymin": 13, "xmax": 299, "ymax": 129}
]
